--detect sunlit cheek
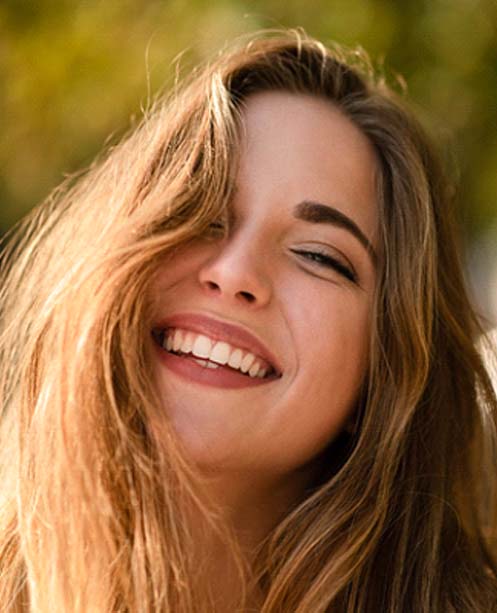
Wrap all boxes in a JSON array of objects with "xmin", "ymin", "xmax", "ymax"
[{"xmin": 152, "ymin": 242, "xmax": 215, "ymax": 288}]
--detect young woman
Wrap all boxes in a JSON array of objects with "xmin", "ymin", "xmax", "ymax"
[{"xmin": 1, "ymin": 29, "xmax": 496, "ymax": 612}]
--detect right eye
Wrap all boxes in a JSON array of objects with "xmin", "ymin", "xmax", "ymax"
[
  {"xmin": 203, "ymin": 220, "xmax": 227, "ymax": 240},
  {"xmin": 208, "ymin": 221, "xmax": 225, "ymax": 231},
  {"xmin": 205, "ymin": 208, "xmax": 233, "ymax": 238}
]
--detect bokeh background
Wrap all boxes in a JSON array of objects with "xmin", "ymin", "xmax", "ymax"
[{"xmin": 1, "ymin": 0, "xmax": 497, "ymax": 324}]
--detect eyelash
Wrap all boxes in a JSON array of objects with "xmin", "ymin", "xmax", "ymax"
[
  {"xmin": 209, "ymin": 222, "xmax": 225, "ymax": 231},
  {"xmin": 204, "ymin": 225, "xmax": 359, "ymax": 284},
  {"xmin": 291, "ymin": 249, "xmax": 358, "ymax": 283},
  {"xmin": 204, "ymin": 221, "xmax": 227, "ymax": 239}
]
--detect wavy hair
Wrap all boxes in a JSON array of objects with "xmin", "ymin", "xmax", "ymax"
[{"xmin": 1, "ymin": 29, "xmax": 497, "ymax": 612}]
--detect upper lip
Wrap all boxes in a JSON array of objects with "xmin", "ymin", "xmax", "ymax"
[{"xmin": 153, "ymin": 312, "xmax": 282, "ymax": 375}]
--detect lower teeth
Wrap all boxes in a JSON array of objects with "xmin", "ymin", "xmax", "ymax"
[
  {"xmin": 169, "ymin": 350, "xmax": 255, "ymax": 376},
  {"xmin": 193, "ymin": 358, "xmax": 219, "ymax": 369}
]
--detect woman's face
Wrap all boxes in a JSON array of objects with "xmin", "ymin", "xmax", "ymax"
[{"xmin": 148, "ymin": 91, "xmax": 378, "ymax": 479}]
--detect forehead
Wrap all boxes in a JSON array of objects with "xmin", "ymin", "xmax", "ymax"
[{"xmin": 236, "ymin": 91, "xmax": 379, "ymax": 244}]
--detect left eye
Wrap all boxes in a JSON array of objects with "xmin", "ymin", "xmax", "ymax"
[{"xmin": 291, "ymin": 249, "xmax": 358, "ymax": 283}]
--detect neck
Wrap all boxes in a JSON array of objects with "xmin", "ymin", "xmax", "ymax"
[
  {"xmin": 189, "ymin": 459, "xmax": 323, "ymax": 611},
  {"xmin": 201, "ymin": 458, "xmax": 321, "ymax": 545}
]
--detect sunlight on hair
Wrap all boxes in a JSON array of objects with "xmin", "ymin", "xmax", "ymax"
[{"xmin": 1, "ymin": 28, "xmax": 497, "ymax": 613}]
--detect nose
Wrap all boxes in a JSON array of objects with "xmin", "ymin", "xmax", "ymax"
[{"xmin": 197, "ymin": 238, "xmax": 272, "ymax": 308}]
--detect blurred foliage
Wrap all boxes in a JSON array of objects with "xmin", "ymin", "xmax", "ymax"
[{"xmin": 1, "ymin": 0, "xmax": 497, "ymax": 238}]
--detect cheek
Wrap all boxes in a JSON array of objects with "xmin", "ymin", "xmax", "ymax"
[
  {"xmin": 290, "ymin": 278, "xmax": 371, "ymax": 364},
  {"xmin": 302, "ymin": 294, "xmax": 371, "ymax": 394},
  {"xmin": 148, "ymin": 247, "xmax": 207, "ymax": 306},
  {"xmin": 274, "ymin": 288, "xmax": 371, "ymax": 465}
]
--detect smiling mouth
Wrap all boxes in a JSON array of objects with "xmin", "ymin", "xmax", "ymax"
[{"xmin": 152, "ymin": 327, "xmax": 280, "ymax": 380}]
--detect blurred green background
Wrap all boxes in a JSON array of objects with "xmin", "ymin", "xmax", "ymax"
[{"xmin": 1, "ymin": 0, "xmax": 497, "ymax": 320}]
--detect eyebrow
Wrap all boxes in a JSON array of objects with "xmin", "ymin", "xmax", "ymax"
[{"xmin": 293, "ymin": 200, "xmax": 377, "ymax": 264}]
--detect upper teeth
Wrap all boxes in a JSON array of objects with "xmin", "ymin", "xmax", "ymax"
[{"xmin": 163, "ymin": 328, "xmax": 271, "ymax": 379}]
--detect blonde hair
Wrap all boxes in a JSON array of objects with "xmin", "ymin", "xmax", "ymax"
[{"xmin": 1, "ymin": 29, "xmax": 497, "ymax": 612}]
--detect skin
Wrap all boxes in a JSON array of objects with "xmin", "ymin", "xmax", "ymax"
[{"xmin": 148, "ymin": 91, "xmax": 379, "ymax": 551}]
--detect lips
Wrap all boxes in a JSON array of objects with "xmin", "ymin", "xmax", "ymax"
[{"xmin": 152, "ymin": 312, "xmax": 282, "ymax": 377}]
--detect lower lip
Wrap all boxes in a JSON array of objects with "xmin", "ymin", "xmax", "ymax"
[{"xmin": 154, "ymin": 343, "xmax": 278, "ymax": 389}]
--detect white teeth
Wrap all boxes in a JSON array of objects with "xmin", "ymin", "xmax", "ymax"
[
  {"xmin": 173, "ymin": 329, "xmax": 183, "ymax": 352},
  {"xmin": 192, "ymin": 358, "xmax": 219, "ymax": 369},
  {"xmin": 182, "ymin": 331, "xmax": 194, "ymax": 354},
  {"xmin": 192, "ymin": 334, "xmax": 212, "ymax": 359},
  {"xmin": 240, "ymin": 352, "xmax": 256, "ymax": 373},
  {"xmin": 162, "ymin": 328, "xmax": 273, "ymax": 378},
  {"xmin": 248, "ymin": 361, "xmax": 261, "ymax": 378},
  {"xmin": 227, "ymin": 348, "xmax": 243, "ymax": 369},
  {"xmin": 209, "ymin": 341, "xmax": 231, "ymax": 365}
]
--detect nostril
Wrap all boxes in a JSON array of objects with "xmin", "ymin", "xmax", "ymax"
[
  {"xmin": 201, "ymin": 278, "xmax": 258, "ymax": 303},
  {"xmin": 239, "ymin": 291, "xmax": 256, "ymax": 303},
  {"xmin": 205, "ymin": 281, "xmax": 220, "ymax": 291}
]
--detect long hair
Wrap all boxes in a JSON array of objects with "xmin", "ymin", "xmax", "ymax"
[{"xmin": 1, "ymin": 29, "xmax": 496, "ymax": 612}]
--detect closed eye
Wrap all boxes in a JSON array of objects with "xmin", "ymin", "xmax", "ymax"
[
  {"xmin": 290, "ymin": 249, "xmax": 358, "ymax": 284},
  {"xmin": 204, "ymin": 220, "xmax": 228, "ymax": 240}
]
